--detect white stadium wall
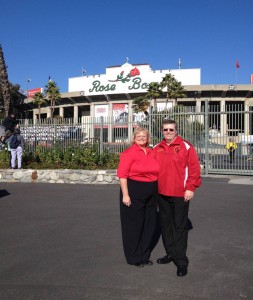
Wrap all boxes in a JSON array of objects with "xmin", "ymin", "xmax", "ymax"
[{"xmin": 68, "ymin": 63, "xmax": 201, "ymax": 96}]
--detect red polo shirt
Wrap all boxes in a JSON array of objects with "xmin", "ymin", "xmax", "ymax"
[{"xmin": 117, "ymin": 143, "xmax": 159, "ymax": 182}]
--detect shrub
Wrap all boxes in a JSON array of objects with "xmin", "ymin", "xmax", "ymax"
[
  {"xmin": 0, "ymin": 143, "xmax": 120, "ymax": 170},
  {"xmin": 0, "ymin": 148, "xmax": 10, "ymax": 168}
]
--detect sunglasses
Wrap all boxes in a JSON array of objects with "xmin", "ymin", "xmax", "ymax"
[{"xmin": 163, "ymin": 128, "xmax": 175, "ymax": 132}]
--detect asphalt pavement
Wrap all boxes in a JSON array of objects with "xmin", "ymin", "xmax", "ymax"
[{"xmin": 0, "ymin": 177, "xmax": 253, "ymax": 300}]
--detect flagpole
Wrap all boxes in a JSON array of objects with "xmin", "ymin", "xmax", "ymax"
[
  {"xmin": 82, "ymin": 66, "xmax": 86, "ymax": 76},
  {"xmin": 235, "ymin": 60, "xmax": 240, "ymax": 90},
  {"xmin": 178, "ymin": 58, "xmax": 181, "ymax": 69},
  {"xmin": 235, "ymin": 68, "xmax": 237, "ymax": 88}
]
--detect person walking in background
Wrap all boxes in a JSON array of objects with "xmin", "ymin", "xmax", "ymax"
[
  {"xmin": 2, "ymin": 130, "xmax": 12, "ymax": 168},
  {"xmin": 225, "ymin": 138, "xmax": 237, "ymax": 163},
  {"xmin": 117, "ymin": 127, "xmax": 159, "ymax": 268},
  {"xmin": 9, "ymin": 128, "xmax": 24, "ymax": 169},
  {"xmin": 2, "ymin": 114, "xmax": 19, "ymax": 133},
  {"xmin": 154, "ymin": 119, "xmax": 201, "ymax": 277}
]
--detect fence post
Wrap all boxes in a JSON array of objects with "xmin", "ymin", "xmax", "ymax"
[
  {"xmin": 99, "ymin": 116, "xmax": 104, "ymax": 154},
  {"xmin": 149, "ymin": 107, "xmax": 152, "ymax": 136},
  {"xmin": 204, "ymin": 99, "xmax": 209, "ymax": 175},
  {"xmin": 53, "ymin": 120, "xmax": 57, "ymax": 144}
]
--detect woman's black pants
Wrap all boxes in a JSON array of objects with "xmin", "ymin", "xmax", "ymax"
[
  {"xmin": 120, "ymin": 179, "xmax": 158, "ymax": 265},
  {"xmin": 158, "ymin": 194, "xmax": 189, "ymax": 267}
]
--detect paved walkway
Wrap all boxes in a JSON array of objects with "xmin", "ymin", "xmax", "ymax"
[{"xmin": 0, "ymin": 177, "xmax": 253, "ymax": 299}]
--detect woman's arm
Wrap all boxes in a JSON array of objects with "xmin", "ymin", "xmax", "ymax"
[{"xmin": 119, "ymin": 178, "xmax": 131, "ymax": 207}]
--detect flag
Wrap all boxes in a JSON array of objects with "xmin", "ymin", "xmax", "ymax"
[
  {"xmin": 236, "ymin": 60, "xmax": 240, "ymax": 69},
  {"xmin": 48, "ymin": 76, "xmax": 52, "ymax": 82}
]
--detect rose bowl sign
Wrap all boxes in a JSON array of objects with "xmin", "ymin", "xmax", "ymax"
[{"xmin": 68, "ymin": 62, "xmax": 201, "ymax": 96}]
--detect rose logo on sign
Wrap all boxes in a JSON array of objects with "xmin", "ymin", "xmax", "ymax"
[{"xmin": 109, "ymin": 67, "xmax": 140, "ymax": 83}]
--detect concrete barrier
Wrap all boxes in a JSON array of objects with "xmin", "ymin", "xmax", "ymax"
[{"xmin": 0, "ymin": 169, "xmax": 119, "ymax": 184}]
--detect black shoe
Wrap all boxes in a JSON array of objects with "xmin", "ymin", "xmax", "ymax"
[
  {"xmin": 131, "ymin": 263, "xmax": 144, "ymax": 268},
  {"xmin": 157, "ymin": 255, "xmax": 173, "ymax": 264},
  {"xmin": 142, "ymin": 260, "xmax": 153, "ymax": 266},
  {"xmin": 187, "ymin": 218, "xmax": 193, "ymax": 231},
  {"xmin": 177, "ymin": 266, "xmax": 188, "ymax": 277}
]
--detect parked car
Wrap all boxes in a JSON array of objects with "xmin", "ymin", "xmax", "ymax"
[{"xmin": 61, "ymin": 127, "xmax": 83, "ymax": 141}]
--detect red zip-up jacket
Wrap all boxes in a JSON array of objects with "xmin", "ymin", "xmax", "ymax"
[{"xmin": 154, "ymin": 136, "xmax": 201, "ymax": 197}]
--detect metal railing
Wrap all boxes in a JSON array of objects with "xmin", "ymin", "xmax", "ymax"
[{"xmin": 1, "ymin": 103, "xmax": 253, "ymax": 175}]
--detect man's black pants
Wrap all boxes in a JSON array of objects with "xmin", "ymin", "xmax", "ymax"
[{"xmin": 158, "ymin": 194, "xmax": 189, "ymax": 267}]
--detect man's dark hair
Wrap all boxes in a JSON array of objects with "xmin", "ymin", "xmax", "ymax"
[{"xmin": 162, "ymin": 119, "xmax": 177, "ymax": 130}]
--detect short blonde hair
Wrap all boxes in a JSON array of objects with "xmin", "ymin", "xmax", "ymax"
[{"xmin": 131, "ymin": 127, "xmax": 150, "ymax": 147}]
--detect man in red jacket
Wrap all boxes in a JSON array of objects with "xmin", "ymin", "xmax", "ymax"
[{"xmin": 154, "ymin": 119, "xmax": 201, "ymax": 277}]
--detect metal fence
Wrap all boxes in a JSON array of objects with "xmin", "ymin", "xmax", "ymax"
[{"xmin": 2, "ymin": 103, "xmax": 253, "ymax": 175}]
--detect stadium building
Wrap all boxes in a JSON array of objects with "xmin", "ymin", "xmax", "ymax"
[{"xmin": 27, "ymin": 61, "xmax": 253, "ymax": 137}]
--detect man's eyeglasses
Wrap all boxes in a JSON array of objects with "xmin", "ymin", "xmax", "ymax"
[{"xmin": 163, "ymin": 128, "xmax": 175, "ymax": 132}]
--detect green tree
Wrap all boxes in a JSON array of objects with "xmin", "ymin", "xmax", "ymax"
[
  {"xmin": 146, "ymin": 82, "xmax": 162, "ymax": 112},
  {"xmin": 10, "ymin": 83, "xmax": 26, "ymax": 117},
  {"xmin": 44, "ymin": 80, "xmax": 61, "ymax": 118},
  {"xmin": 32, "ymin": 92, "xmax": 46, "ymax": 122},
  {"xmin": 160, "ymin": 73, "xmax": 186, "ymax": 106},
  {"xmin": 132, "ymin": 96, "xmax": 150, "ymax": 117},
  {"xmin": 0, "ymin": 82, "xmax": 25, "ymax": 118},
  {"xmin": 0, "ymin": 44, "xmax": 11, "ymax": 117}
]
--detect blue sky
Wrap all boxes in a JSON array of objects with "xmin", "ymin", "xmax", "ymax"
[{"xmin": 1, "ymin": 0, "xmax": 252, "ymax": 93}]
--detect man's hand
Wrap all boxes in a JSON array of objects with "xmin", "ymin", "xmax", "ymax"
[{"xmin": 184, "ymin": 190, "xmax": 194, "ymax": 202}]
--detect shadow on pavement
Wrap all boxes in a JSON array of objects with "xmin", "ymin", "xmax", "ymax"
[{"xmin": 0, "ymin": 189, "xmax": 10, "ymax": 198}]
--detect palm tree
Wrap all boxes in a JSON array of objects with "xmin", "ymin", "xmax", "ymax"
[
  {"xmin": 132, "ymin": 96, "xmax": 150, "ymax": 117},
  {"xmin": 160, "ymin": 73, "xmax": 186, "ymax": 106},
  {"xmin": 170, "ymin": 80, "xmax": 186, "ymax": 105},
  {"xmin": 0, "ymin": 44, "xmax": 11, "ymax": 117},
  {"xmin": 146, "ymin": 82, "xmax": 162, "ymax": 112},
  {"xmin": 44, "ymin": 80, "xmax": 61, "ymax": 118},
  {"xmin": 32, "ymin": 92, "xmax": 46, "ymax": 122}
]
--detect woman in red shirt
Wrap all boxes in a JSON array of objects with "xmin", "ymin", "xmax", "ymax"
[{"xmin": 117, "ymin": 127, "xmax": 159, "ymax": 267}]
